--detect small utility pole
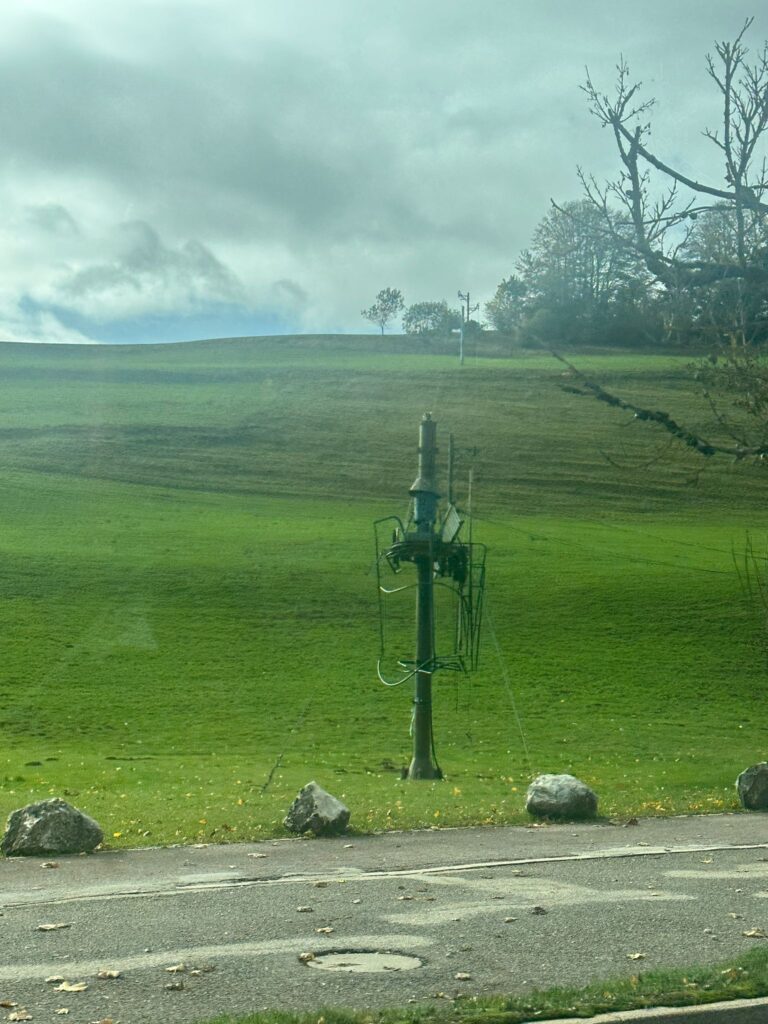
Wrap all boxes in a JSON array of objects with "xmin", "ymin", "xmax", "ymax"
[
  {"xmin": 457, "ymin": 289, "xmax": 479, "ymax": 324},
  {"xmin": 457, "ymin": 290, "xmax": 479, "ymax": 368},
  {"xmin": 407, "ymin": 413, "xmax": 441, "ymax": 779}
]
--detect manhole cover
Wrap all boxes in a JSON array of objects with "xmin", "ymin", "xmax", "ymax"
[{"xmin": 306, "ymin": 951, "xmax": 423, "ymax": 973}]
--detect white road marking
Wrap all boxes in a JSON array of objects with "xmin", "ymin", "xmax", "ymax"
[
  {"xmin": 0, "ymin": 933, "xmax": 430, "ymax": 983},
  {"xmin": 665, "ymin": 863, "xmax": 768, "ymax": 880},
  {"xmin": 1, "ymin": 841, "xmax": 765, "ymax": 909},
  {"xmin": 381, "ymin": 872, "xmax": 693, "ymax": 926}
]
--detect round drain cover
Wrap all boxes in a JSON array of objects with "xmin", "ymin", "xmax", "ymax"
[{"xmin": 306, "ymin": 951, "xmax": 423, "ymax": 973}]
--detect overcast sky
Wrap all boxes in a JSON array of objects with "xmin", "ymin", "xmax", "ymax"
[{"xmin": 0, "ymin": 0, "xmax": 764, "ymax": 343}]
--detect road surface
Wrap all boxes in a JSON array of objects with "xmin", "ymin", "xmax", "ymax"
[{"xmin": 1, "ymin": 813, "xmax": 768, "ymax": 1022}]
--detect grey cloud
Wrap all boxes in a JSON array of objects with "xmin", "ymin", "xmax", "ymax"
[
  {"xmin": 272, "ymin": 278, "xmax": 308, "ymax": 308},
  {"xmin": 0, "ymin": 0, "xmax": 764, "ymax": 337},
  {"xmin": 23, "ymin": 203, "xmax": 80, "ymax": 236},
  {"xmin": 38, "ymin": 220, "xmax": 244, "ymax": 320}
]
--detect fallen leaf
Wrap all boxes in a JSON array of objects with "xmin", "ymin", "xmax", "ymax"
[
  {"xmin": 165, "ymin": 963, "xmax": 186, "ymax": 974},
  {"xmin": 722, "ymin": 967, "xmax": 747, "ymax": 981},
  {"xmin": 189, "ymin": 964, "xmax": 215, "ymax": 975},
  {"xmin": 37, "ymin": 923, "xmax": 72, "ymax": 931},
  {"xmin": 729, "ymin": 912, "xmax": 745, "ymax": 920},
  {"xmin": 397, "ymin": 895, "xmax": 414, "ymax": 901},
  {"xmin": 743, "ymin": 928, "xmax": 768, "ymax": 938},
  {"xmin": 343, "ymin": 844, "xmax": 354, "ymax": 849},
  {"xmin": 627, "ymin": 953, "xmax": 646, "ymax": 961},
  {"xmin": 454, "ymin": 972, "xmax": 472, "ymax": 981},
  {"xmin": 8, "ymin": 1011, "xmax": 32, "ymax": 1022},
  {"xmin": 298, "ymin": 951, "xmax": 316, "ymax": 963},
  {"xmin": 315, "ymin": 927, "xmax": 334, "ymax": 935},
  {"xmin": 247, "ymin": 852, "xmax": 267, "ymax": 858},
  {"xmin": 296, "ymin": 905, "xmax": 313, "ymax": 913},
  {"xmin": 55, "ymin": 1011, "xmax": 70, "ymax": 1016},
  {"xmin": 41, "ymin": 862, "xmax": 59, "ymax": 869},
  {"xmin": 504, "ymin": 917, "xmax": 517, "ymax": 923},
  {"xmin": 0, "ymin": 1002, "xmax": 18, "ymax": 1009},
  {"xmin": 96, "ymin": 970, "xmax": 121, "ymax": 980},
  {"xmin": 54, "ymin": 982, "xmax": 88, "ymax": 992},
  {"xmin": 164, "ymin": 980, "xmax": 184, "ymax": 991},
  {"xmin": 351, "ymin": 898, "xmax": 361, "ymax": 904}
]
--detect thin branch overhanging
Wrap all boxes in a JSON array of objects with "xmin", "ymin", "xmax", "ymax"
[{"xmin": 553, "ymin": 352, "xmax": 768, "ymax": 460}]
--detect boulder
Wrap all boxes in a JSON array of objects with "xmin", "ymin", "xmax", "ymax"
[
  {"xmin": 2, "ymin": 797, "xmax": 103, "ymax": 857},
  {"xmin": 525, "ymin": 773, "xmax": 598, "ymax": 820},
  {"xmin": 736, "ymin": 762, "xmax": 768, "ymax": 810},
  {"xmin": 284, "ymin": 781, "xmax": 350, "ymax": 837}
]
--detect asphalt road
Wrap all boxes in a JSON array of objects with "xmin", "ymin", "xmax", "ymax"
[{"xmin": 1, "ymin": 813, "xmax": 768, "ymax": 1023}]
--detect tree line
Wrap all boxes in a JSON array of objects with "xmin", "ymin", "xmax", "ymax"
[
  {"xmin": 363, "ymin": 192, "xmax": 768, "ymax": 350},
  {"xmin": 363, "ymin": 19, "xmax": 768, "ymax": 355}
]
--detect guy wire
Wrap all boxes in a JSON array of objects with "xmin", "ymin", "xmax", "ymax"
[{"xmin": 484, "ymin": 595, "xmax": 534, "ymax": 777}]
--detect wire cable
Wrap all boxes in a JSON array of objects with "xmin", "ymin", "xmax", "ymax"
[{"xmin": 484, "ymin": 594, "xmax": 535, "ymax": 777}]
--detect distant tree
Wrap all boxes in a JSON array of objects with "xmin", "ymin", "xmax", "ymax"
[
  {"xmin": 677, "ymin": 204, "xmax": 768, "ymax": 346},
  {"xmin": 402, "ymin": 300, "xmax": 462, "ymax": 336},
  {"xmin": 516, "ymin": 200, "xmax": 654, "ymax": 346},
  {"xmin": 484, "ymin": 275, "xmax": 528, "ymax": 334},
  {"xmin": 361, "ymin": 288, "xmax": 405, "ymax": 334}
]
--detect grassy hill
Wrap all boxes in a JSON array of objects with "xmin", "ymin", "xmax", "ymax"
[{"xmin": 0, "ymin": 334, "xmax": 765, "ymax": 846}]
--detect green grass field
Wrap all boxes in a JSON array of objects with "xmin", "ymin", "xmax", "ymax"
[{"xmin": 1, "ymin": 334, "xmax": 767, "ymax": 847}]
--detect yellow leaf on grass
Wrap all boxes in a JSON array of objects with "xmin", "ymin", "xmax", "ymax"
[{"xmin": 53, "ymin": 982, "xmax": 88, "ymax": 992}]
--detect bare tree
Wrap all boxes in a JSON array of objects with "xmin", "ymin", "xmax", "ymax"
[
  {"xmin": 581, "ymin": 19, "xmax": 768, "ymax": 328},
  {"xmin": 562, "ymin": 21, "xmax": 768, "ymax": 462}
]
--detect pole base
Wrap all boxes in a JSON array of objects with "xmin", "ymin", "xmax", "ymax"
[{"xmin": 406, "ymin": 758, "xmax": 443, "ymax": 781}]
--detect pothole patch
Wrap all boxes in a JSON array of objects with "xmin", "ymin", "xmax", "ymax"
[{"xmin": 305, "ymin": 950, "xmax": 423, "ymax": 973}]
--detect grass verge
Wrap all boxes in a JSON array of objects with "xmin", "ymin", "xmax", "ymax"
[
  {"xmin": 1, "ymin": 337, "xmax": 768, "ymax": 845},
  {"xmin": 202, "ymin": 947, "xmax": 768, "ymax": 1023}
]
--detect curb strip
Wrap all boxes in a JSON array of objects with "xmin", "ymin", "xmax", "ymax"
[{"xmin": 538, "ymin": 995, "xmax": 768, "ymax": 1023}]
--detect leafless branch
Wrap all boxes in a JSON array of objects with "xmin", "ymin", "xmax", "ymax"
[{"xmin": 553, "ymin": 351, "xmax": 768, "ymax": 460}]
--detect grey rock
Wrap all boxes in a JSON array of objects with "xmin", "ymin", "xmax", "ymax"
[
  {"xmin": 525, "ymin": 773, "xmax": 598, "ymax": 820},
  {"xmin": 736, "ymin": 762, "xmax": 768, "ymax": 810},
  {"xmin": 2, "ymin": 797, "xmax": 103, "ymax": 856},
  {"xmin": 284, "ymin": 781, "xmax": 350, "ymax": 836}
]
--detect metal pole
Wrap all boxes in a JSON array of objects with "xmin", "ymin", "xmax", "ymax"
[
  {"xmin": 410, "ymin": 552, "xmax": 439, "ymax": 778},
  {"xmin": 447, "ymin": 433, "xmax": 454, "ymax": 506},
  {"xmin": 408, "ymin": 414, "xmax": 441, "ymax": 780}
]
